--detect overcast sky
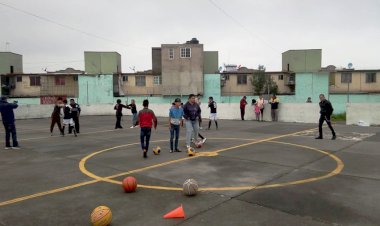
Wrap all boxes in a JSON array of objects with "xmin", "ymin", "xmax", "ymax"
[{"xmin": 1, "ymin": 0, "xmax": 379, "ymax": 73}]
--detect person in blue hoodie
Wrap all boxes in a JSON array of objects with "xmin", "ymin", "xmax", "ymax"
[{"xmin": 0, "ymin": 96, "xmax": 20, "ymax": 149}]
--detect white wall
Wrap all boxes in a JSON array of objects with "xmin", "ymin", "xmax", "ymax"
[
  {"xmin": 346, "ymin": 103, "xmax": 380, "ymax": 126},
  {"xmin": 13, "ymin": 103, "xmax": 320, "ymax": 124}
]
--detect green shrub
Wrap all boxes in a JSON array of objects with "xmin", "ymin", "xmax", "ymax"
[{"xmin": 331, "ymin": 112, "xmax": 346, "ymax": 121}]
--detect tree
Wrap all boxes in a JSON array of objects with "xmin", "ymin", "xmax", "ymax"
[{"xmin": 251, "ymin": 65, "xmax": 278, "ymax": 95}]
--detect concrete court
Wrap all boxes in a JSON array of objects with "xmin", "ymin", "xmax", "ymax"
[{"xmin": 0, "ymin": 115, "xmax": 379, "ymax": 226}]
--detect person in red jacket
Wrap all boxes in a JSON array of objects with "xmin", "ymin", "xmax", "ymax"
[
  {"xmin": 135, "ymin": 99, "xmax": 157, "ymax": 158},
  {"xmin": 240, "ymin": 96, "xmax": 247, "ymax": 120}
]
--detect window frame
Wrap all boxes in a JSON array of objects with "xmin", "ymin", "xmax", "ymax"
[
  {"xmin": 278, "ymin": 74, "xmax": 284, "ymax": 80},
  {"xmin": 237, "ymin": 74, "xmax": 247, "ymax": 85},
  {"xmin": 341, "ymin": 72, "xmax": 352, "ymax": 83},
  {"xmin": 55, "ymin": 76, "xmax": 65, "ymax": 86},
  {"xmin": 168, "ymin": 48, "xmax": 174, "ymax": 60},
  {"xmin": 135, "ymin": 75, "xmax": 146, "ymax": 87},
  {"xmin": 153, "ymin": 75, "xmax": 162, "ymax": 86},
  {"xmin": 30, "ymin": 76, "xmax": 41, "ymax": 86},
  {"xmin": 16, "ymin": 76, "xmax": 22, "ymax": 82},
  {"xmin": 180, "ymin": 47, "xmax": 191, "ymax": 58},
  {"xmin": 365, "ymin": 72, "xmax": 376, "ymax": 83},
  {"xmin": 122, "ymin": 75, "xmax": 128, "ymax": 82}
]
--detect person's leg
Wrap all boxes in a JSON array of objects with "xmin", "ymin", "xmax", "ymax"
[
  {"xmin": 116, "ymin": 115, "xmax": 122, "ymax": 128},
  {"xmin": 185, "ymin": 120, "xmax": 193, "ymax": 147},
  {"xmin": 260, "ymin": 109, "xmax": 264, "ymax": 121},
  {"xmin": 74, "ymin": 116, "xmax": 80, "ymax": 133},
  {"xmin": 70, "ymin": 120, "xmax": 77, "ymax": 136},
  {"xmin": 174, "ymin": 125, "xmax": 180, "ymax": 150},
  {"xmin": 208, "ymin": 120, "xmax": 212, "ymax": 129},
  {"xmin": 140, "ymin": 128, "xmax": 146, "ymax": 149},
  {"xmin": 192, "ymin": 120, "xmax": 200, "ymax": 142},
  {"xmin": 215, "ymin": 120, "xmax": 218, "ymax": 129},
  {"xmin": 317, "ymin": 115, "xmax": 324, "ymax": 138},
  {"xmin": 325, "ymin": 115, "xmax": 336, "ymax": 138},
  {"xmin": 4, "ymin": 124, "xmax": 11, "ymax": 148},
  {"xmin": 271, "ymin": 109, "xmax": 275, "ymax": 121},
  {"xmin": 145, "ymin": 128, "xmax": 151, "ymax": 151},
  {"xmin": 132, "ymin": 113, "xmax": 137, "ymax": 127},
  {"xmin": 10, "ymin": 124, "xmax": 18, "ymax": 147},
  {"xmin": 50, "ymin": 118, "xmax": 56, "ymax": 133},
  {"xmin": 240, "ymin": 108, "xmax": 245, "ymax": 120},
  {"xmin": 170, "ymin": 125, "xmax": 175, "ymax": 151}
]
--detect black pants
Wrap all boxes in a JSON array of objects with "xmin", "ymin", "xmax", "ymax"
[
  {"xmin": 240, "ymin": 108, "xmax": 245, "ymax": 120},
  {"xmin": 69, "ymin": 116, "xmax": 80, "ymax": 133},
  {"xmin": 50, "ymin": 117, "xmax": 63, "ymax": 133},
  {"xmin": 3, "ymin": 123, "xmax": 18, "ymax": 147},
  {"xmin": 319, "ymin": 114, "xmax": 336, "ymax": 137},
  {"xmin": 140, "ymin": 127, "xmax": 152, "ymax": 151},
  {"xmin": 115, "ymin": 115, "xmax": 122, "ymax": 129}
]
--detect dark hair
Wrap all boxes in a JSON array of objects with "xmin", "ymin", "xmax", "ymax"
[
  {"xmin": 243, "ymin": 96, "xmax": 246, "ymax": 99},
  {"xmin": 63, "ymin": 99, "xmax": 68, "ymax": 104},
  {"xmin": 143, "ymin": 99, "xmax": 149, "ymax": 107},
  {"xmin": 188, "ymin": 94, "xmax": 195, "ymax": 99},
  {"xmin": 70, "ymin": 98, "xmax": 74, "ymax": 101},
  {"xmin": 116, "ymin": 99, "xmax": 121, "ymax": 103},
  {"xmin": 209, "ymin": 96, "xmax": 213, "ymax": 100}
]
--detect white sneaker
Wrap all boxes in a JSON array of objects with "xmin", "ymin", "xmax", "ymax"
[
  {"xmin": 5, "ymin": 147, "xmax": 11, "ymax": 150},
  {"xmin": 202, "ymin": 138, "xmax": 207, "ymax": 144},
  {"xmin": 130, "ymin": 126, "xmax": 134, "ymax": 128},
  {"xmin": 12, "ymin": 146, "xmax": 21, "ymax": 150}
]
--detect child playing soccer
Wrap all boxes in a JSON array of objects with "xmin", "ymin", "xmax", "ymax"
[
  {"xmin": 62, "ymin": 99, "xmax": 77, "ymax": 137},
  {"xmin": 114, "ymin": 99, "xmax": 129, "ymax": 129},
  {"xmin": 135, "ymin": 99, "xmax": 157, "ymax": 158},
  {"xmin": 169, "ymin": 98, "xmax": 184, "ymax": 153}
]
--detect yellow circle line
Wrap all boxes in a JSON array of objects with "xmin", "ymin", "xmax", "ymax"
[{"xmin": 79, "ymin": 130, "xmax": 344, "ymax": 191}]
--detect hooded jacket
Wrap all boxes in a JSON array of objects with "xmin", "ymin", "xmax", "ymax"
[{"xmin": 0, "ymin": 100, "xmax": 18, "ymax": 124}]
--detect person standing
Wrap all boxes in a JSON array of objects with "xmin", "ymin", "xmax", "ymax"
[
  {"xmin": 127, "ymin": 99, "xmax": 138, "ymax": 128},
  {"xmin": 169, "ymin": 98, "xmax": 184, "ymax": 153},
  {"xmin": 0, "ymin": 97, "xmax": 20, "ymax": 149},
  {"xmin": 114, "ymin": 99, "xmax": 129, "ymax": 129},
  {"xmin": 50, "ymin": 97, "xmax": 64, "ymax": 136},
  {"xmin": 207, "ymin": 96, "xmax": 218, "ymax": 130},
  {"xmin": 183, "ymin": 94, "xmax": 203, "ymax": 155},
  {"xmin": 254, "ymin": 103, "xmax": 261, "ymax": 121},
  {"xmin": 257, "ymin": 95, "xmax": 265, "ymax": 122},
  {"xmin": 69, "ymin": 99, "xmax": 81, "ymax": 134},
  {"xmin": 240, "ymin": 96, "xmax": 247, "ymax": 120},
  {"xmin": 135, "ymin": 99, "xmax": 157, "ymax": 158},
  {"xmin": 195, "ymin": 94, "xmax": 203, "ymax": 129},
  {"xmin": 316, "ymin": 94, "xmax": 336, "ymax": 140},
  {"xmin": 62, "ymin": 99, "xmax": 77, "ymax": 137},
  {"xmin": 269, "ymin": 95, "xmax": 280, "ymax": 122}
]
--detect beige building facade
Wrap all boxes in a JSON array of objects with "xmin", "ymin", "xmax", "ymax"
[
  {"xmin": 116, "ymin": 72, "xmax": 162, "ymax": 96},
  {"xmin": 329, "ymin": 70, "xmax": 380, "ymax": 93}
]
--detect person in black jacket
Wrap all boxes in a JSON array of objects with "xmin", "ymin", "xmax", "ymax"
[
  {"xmin": 0, "ymin": 96, "xmax": 20, "ymax": 149},
  {"xmin": 69, "ymin": 99, "xmax": 81, "ymax": 134},
  {"xmin": 50, "ymin": 97, "xmax": 64, "ymax": 136},
  {"xmin": 114, "ymin": 99, "xmax": 129, "ymax": 129},
  {"xmin": 62, "ymin": 99, "xmax": 77, "ymax": 137},
  {"xmin": 316, "ymin": 94, "xmax": 336, "ymax": 140}
]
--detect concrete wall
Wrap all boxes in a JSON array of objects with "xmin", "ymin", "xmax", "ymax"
[
  {"xmin": 84, "ymin": 52, "xmax": 121, "ymax": 74},
  {"xmin": 282, "ymin": 49, "xmax": 322, "ymax": 73},
  {"xmin": 346, "ymin": 103, "xmax": 380, "ymax": 126},
  {"xmin": 0, "ymin": 52, "xmax": 23, "ymax": 74},
  {"xmin": 78, "ymin": 74, "xmax": 113, "ymax": 104},
  {"xmin": 161, "ymin": 44, "xmax": 204, "ymax": 95},
  {"xmin": 12, "ymin": 75, "xmax": 41, "ymax": 97},
  {"xmin": 203, "ymin": 51, "xmax": 218, "ymax": 74},
  {"xmin": 295, "ymin": 72, "xmax": 329, "ymax": 102}
]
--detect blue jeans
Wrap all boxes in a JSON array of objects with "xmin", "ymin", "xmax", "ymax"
[
  {"xmin": 132, "ymin": 113, "xmax": 137, "ymax": 126},
  {"xmin": 170, "ymin": 124, "xmax": 180, "ymax": 150},
  {"xmin": 3, "ymin": 123, "xmax": 18, "ymax": 147},
  {"xmin": 140, "ymin": 127, "xmax": 151, "ymax": 151}
]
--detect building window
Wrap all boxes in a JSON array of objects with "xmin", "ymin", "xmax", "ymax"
[
  {"xmin": 122, "ymin": 75, "xmax": 128, "ymax": 81},
  {"xmin": 55, "ymin": 76, "xmax": 65, "ymax": 86},
  {"xmin": 366, "ymin": 72, "xmax": 376, "ymax": 83},
  {"xmin": 135, "ymin": 76, "xmax": 146, "ymax": 86},
  {"xmin": 237, "ymin": 74, "xmax": 247, "ymax": 85},
  {"xmin": 180, "ymin": 48, "xmax": 191, "ymax": 58},
  {"xmin": 73, "ymin": 75, "xmax": 78, "ymax": 81},
  {"xmin": 153, "ymin": 76, "xmax": 162, "ymax": 85},
  {"xmin": 278, "ymin": 74, "xmax": 284, "ymax": 80},
  {"xmin": 169, "ymin": 48, "xmax": 174, "ymax": 60},
  {"xmin": 30, "ymin": 76, "xmax": 41, "ymax": 86},
  {"xmin": 341, "ymin": 72, "xmax": 352, "ymax": 83},
  {"xmin": 16, "ymin": 76, "xmax": 22, "ymax": 82}
]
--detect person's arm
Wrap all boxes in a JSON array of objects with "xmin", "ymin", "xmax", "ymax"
[
  {"xmin": 77, "ymin": 104, "xmax": 81, "ymax": 116},
  {"xmin": 114, "ymin": 104, "xmax": 117, "ymax": 110},
  {"xmin": 168, "ymin": 109, "xmax": 172, "ymax": 129},
  {"xmin": 197, "ymin": 105, "xmax": 202, "ymax": 123},
  {"xmin": 152, "ymin": 112, "xmax": 158, "ymax": 129}
]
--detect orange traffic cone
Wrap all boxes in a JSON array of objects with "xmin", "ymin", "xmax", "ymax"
[{"xmin": 163, "ymin": 205, "xmax": 185, "ymax": 219}]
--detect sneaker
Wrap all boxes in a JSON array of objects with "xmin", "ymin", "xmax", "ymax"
[
  {"xmin": 11, "ymin": 146, "xmax": 20, "ymax": 150},
  {"xmin": 315, "ymin": 136, "xmax": 323, "ymax": 139},
  {"xmin": 332, "ymin": 135, "xmax": 337, "ymax": 140},
  {"xmin": 199, "ymin": 127, "xmax": 203, "ymax": 130},
  {"xmin": 143, "ymin": 149, "xmax": 147, "ymax": 158},
  {"xmin": 170, "ymin": 150, "xmax": 173, "ymax": 153},
  {"xmin": 4, "ymin": 146, "xmax": 11, "ymax": 150},
  {"xmin": 202, "ymin": 138, "xmax": 207, "ymax": 144},
  {"xmin": 130, "ymin": 126, "xmax": 134, "ymax": 128},
  {"xmin": 175, "ymin": 149, "xmax": 182, "ymax": 152}
]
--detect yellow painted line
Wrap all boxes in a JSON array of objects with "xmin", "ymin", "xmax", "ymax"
[
  {"xmin": 0, "ymin": 127, "xmax": 330, "ymax": 206},
  {"xmin": 0, "ymin": 180, "xmax": 99, "ymax": 207}
]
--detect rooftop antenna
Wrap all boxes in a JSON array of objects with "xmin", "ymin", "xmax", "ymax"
[
  {"xmin": 347, "ymin": 63, "xmax": 353, "ymax": 69},
  {"xmin": 129, "ymin": 66, "xmax": 136, "ymax": 72}
]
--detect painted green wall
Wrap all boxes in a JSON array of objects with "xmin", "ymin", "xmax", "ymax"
[
  {"xmin": 84, "ymin": 52, "xmax": 121, "ymax": 74},
  {"xmin": 78, "ymin": 74, "xmax": 114, "ymax": 104},
  {"xmin": 203, "ymin": 52, "xmax": 219, "ymax": 74},
  {"xmin": 295, "ymin": 72, "xmax": 329, "ymax": 103}
]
